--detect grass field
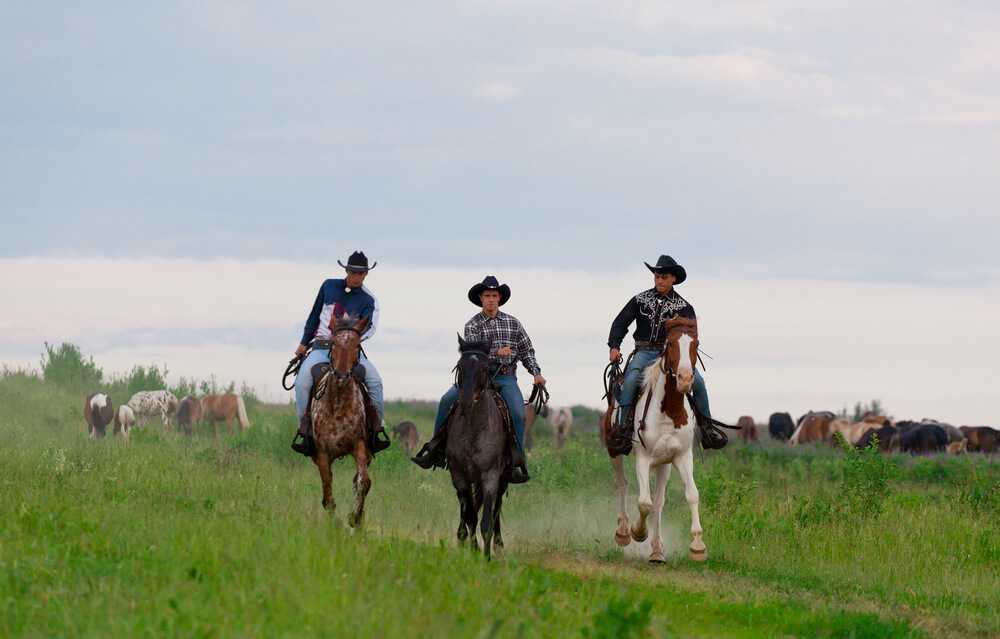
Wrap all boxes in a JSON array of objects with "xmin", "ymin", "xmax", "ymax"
[{"xmin": 2, "ymin": 371, "xmax": 998, "ymax": 638}]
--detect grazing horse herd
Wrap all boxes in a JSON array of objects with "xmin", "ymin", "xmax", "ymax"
[
  {"xmin": 756, "ymin": 410, "xmax": 998, "ymax": 455},
  {"xmin": 83, "ymin": 389, "xmax": 250, "ymax": 439}
]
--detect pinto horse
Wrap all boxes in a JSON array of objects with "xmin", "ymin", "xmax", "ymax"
[
  {"xmin": 310, "ymin": 314, "xmax": 373, "ymax": 527},
  {"xmin": 609, "ymin": 317, "xmax": 706, "ymax": 563},
  {"xmin": 447, "ymin": 336, "xmax": 509, "ymax": 559}
]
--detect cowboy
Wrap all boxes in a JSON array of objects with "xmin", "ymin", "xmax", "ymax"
[
  {"xmin": 608, "ymin": 255, "xmax": 712, "ymax": 429},
  {"xmin": 412, "ymin": 276, "xmax": 544, "ymax": 484},
  {"xmin": 291, "ymin": 251, "xmax": 390, "ymax": 457}
]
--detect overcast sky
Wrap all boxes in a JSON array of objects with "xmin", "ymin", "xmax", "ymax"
[{"xmin": 2, "ymin": 3, "xmax": 999, "ymax": 423}]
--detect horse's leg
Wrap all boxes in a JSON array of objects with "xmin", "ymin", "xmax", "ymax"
[
  {"xmin": 455, "ymin": 486, "xmax": 473, "ymax": 547},
  {"xmin": 348, "ymin": 441, "xmax": 372, "ymax": 528},
  {"xmin": 649, "ymin": 464, "xmax": 670, "ymax": 563},
  {"xmin": 611, "ymin": 455, "xmax": 631, "ymax": 547},
  {"xmin": 493, "ymin": 489, "xmax": 505, "ymax": 558},
  {"xmin": 675, "ymin": 449, "xmax": 705, "ymax": 561},
  {"xmin": 466, "ymin": 485, "xmax": 481, "ymax": 552},
  {"xmin": 315, "ymin": 450, "xmax": 335, "ymax": 513},
  {"xmin": 631, "ymin": 450, "xmax": 652, "ymax": 543},
  {"xmin": 479, "ymin": 477, "xmax": 501, "ymax": 560}
]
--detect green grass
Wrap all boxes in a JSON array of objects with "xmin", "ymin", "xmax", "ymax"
[{"xmin": 2, "ymin": 372, "xmax": 997, "ymax": 637}]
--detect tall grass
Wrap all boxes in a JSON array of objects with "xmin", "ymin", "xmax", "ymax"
[{"xmin": 3, "ymin": 365, "xmax": 998, "ymax": 637}]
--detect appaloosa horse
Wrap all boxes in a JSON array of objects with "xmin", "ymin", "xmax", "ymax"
[
  {"xmin": 309, "ymin": 315, "xmax": 373, "ymax": 527},
  {"xmin": 608, "ymin": 317, "xmax": 706, "ymax": 563},
  {"xmin": 446, "ymin": 336, "xmax": 509, "ymax": 559}
]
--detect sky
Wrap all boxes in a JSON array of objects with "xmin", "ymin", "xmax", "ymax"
[{"xmin": 1, "ymin": 3, "xmax": 999, "ymax": 423}]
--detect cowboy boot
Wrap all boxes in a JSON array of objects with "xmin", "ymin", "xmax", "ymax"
[
  {"xmin": 412, "ymin": 428, "xmax": 447, "ymax": 469},
  {"xmin": 508, "ymin": 433, "xmax": 530, "ymax": 484},
  {"xmin": 362, "ymin": 393, "xmax": 391, "ymax": 456},
  {"xmin": 291, "ymin": 412, "xmax": 316, "ymax": 457}
]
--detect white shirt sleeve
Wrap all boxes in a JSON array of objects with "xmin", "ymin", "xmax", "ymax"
[{"xmin": 361, "ymin": 287, "xmax": 379, "ymax": 341}]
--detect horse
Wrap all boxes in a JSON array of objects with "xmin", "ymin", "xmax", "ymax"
[
  {"xmin": 176, "ymin": 396, "xmax": 203, "ymax": 435},
  {"xmin": 549, "ymin": 406, "xmax": 574, "ymax": 449},
  {"xmin": 446, "ymin": 336, "xmax": 509, "ymax": 559},
  {"xmin": 609, "ymin": 316, "xmax": 706, "ymax": 564},
  {"xmin": 114, "ymin": 405, "xmax": 135, "ymax": 440},
  {"xmin": 309, "ymin": 314, "xmax": 373, "ymax": 527},
  {"xmin": 127, "ymin": 390, "xmax": 179, "ymax": 429},
  {"xmin": 200, "ymin": 393, "xmax": 249, "ymax": 435},
  {"xmin": 736, "ymin": 416, "xmax": 758, "ymax": 443},
  {"xmin": 391, "ymin": 421, "xmax": 420, "ymax": 454},
  {"xmin": 788, "ymin": 410, "xmax": 838, "ymax": 445},
  {"xmin": 768, "ymin": 412, "xmax": 794, "ymax": 440},
  {"xmin": 84, "ymin": 393, "xmax": 115, "ymax": 439}
]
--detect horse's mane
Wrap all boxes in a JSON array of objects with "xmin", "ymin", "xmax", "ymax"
[{"xmin": 459, "ymin": 340, "xmax": 490, "ymax": 355}]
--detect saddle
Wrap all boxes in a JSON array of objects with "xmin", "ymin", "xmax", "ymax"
[
  {"xmin": 441, "ymin": 387, "xmax": 518, "ymax": 462},
  {"xmin": 309, "ymin": 362, "xmax": 382, "ymax": 446}
]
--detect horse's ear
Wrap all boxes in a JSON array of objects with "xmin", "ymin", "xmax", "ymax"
[
  {"xmin": 457, "ymin": 333, "xmax": 466, "ymax": 348},
  {"xmin": 355, "ymin": 316, "xmax": 369, "ymax": 332}
]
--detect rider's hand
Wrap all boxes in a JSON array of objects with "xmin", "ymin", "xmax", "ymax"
[
  {"xmin": 294, "ymin": 343, "xmax": 307, "ymax": 358},
  {"xmin": 533, "ymin": 374, "xmax": 546, "ymax": 386},
  {"xmin": 609, "ymin": 348, "xmax": 621, "ymax": 362},
  {"xmin": 497, "ymin": 346, "xmax": 515, "ymax": 357}
]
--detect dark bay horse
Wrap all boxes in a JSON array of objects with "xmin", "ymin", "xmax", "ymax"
[
  {"xmin": 447, "ymin": 336, "xmax": 509, "ymax": 559},
  {"xmin": 311, "ymin": 315, "xmax": 372, "ymax": 527}
]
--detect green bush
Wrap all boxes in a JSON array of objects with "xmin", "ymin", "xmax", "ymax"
[{"xmin": 39, "ymin": 342, "xmax": 103, "ymax": 390}]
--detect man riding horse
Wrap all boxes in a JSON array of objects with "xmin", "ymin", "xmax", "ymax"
[
  {"xmin": 291, "ymin": 251, "xmax": 390, "ymax": 457},
  {"xmin": 412, "ymin": 276, "xmax": 545, "ymax": 484},
  {"xmin": 609, "ymin": 255, "xmax": 713, "ymax": 432}
]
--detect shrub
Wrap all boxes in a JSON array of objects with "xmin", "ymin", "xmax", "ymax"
[
  {"xmin": 837, "ymin": 433, "xmax": 894, "ymax": 519},
  {"xmin": 39, "ymin": 342, "xmax": 103, "ymax": 390}
]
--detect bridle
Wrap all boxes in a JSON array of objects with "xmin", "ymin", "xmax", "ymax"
[{"xmin": 329, "ymin": 326, "xmax": 362, "ymax": 381}]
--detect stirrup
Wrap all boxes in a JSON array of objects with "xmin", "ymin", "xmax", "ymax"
[
  {"xmin": 291, "ymin": 433, "xmax": 315, "ymax": 457},
  {"xmin": 411, "ymin": 438, "xmax": 446, "ymax": 469},
  {"xmin": 370, "ymin": 427, "xmax": 391, "ymax": 454}
]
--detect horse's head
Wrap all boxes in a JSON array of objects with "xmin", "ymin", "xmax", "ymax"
[
  {"xmin": 456, "ymin": 335, "xmax": 491, "ymax": 416},
  {"xmin": 330, "ymin": 314, "xmax": 367, "ymax": 383},
  {"xmin": 662, "ymin": 317, "xmax": 698, "ymax": 394}
]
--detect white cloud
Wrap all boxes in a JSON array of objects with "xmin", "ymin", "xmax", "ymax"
[{"xmin": 2, "ymin": 257, "xmax": 999, "ymax": 426}]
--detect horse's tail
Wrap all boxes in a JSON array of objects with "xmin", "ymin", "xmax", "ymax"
[{"xmin": 236, "ymin": 396, "xmax": 250, "ymax": 430}]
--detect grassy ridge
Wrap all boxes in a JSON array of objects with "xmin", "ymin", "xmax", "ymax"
[{"xmin": 2, "ymin": 372, "xmax": 997, "ymax": 637}]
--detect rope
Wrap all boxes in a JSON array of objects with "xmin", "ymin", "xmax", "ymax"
[
  {"xmin": 282, "ymin": 354, "xmax": 306, "ymax": 391},
  {"xmin": 526, "ymin": 382, "xmax": 549, "ymax": 414}
]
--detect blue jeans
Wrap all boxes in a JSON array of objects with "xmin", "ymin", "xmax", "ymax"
[
  {"xmin": 617, "ymin": 350, "xmax": 711, "ymax": 419},
  {"xmin": 295, "ymin": 348, "xmax": 384, "ymax": 421},
  {"xmin": 433, "ymin": 375, "xmax": 526, "ymax": 448}
]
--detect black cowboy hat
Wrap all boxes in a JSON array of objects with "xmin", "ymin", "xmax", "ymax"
[
  {"xmin": 338, "ymin": 251, "xmax": 377, "ymax": 273},
  {"xmin": 468, "ymin": 275, "xmax": 511, "ymax": 307},
  {"xmin": 644, "ymin": 255, "xmax": 687, "ymax": 284}
]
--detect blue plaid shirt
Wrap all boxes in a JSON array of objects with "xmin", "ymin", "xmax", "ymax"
[{"xmin": 464, "ymin": 311, "xmax": 541, "ymax": 376}]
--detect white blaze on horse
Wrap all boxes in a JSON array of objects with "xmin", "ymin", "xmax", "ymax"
[
  {"xmin": 127, "ymin": 390, "xmax": 179, "ymax": 429},
  {"xmin": 610, "ymin": 317, "xmax": 706, "ymax": 563}
]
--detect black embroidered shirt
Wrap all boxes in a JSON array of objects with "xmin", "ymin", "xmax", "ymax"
[{"xmin": 607, "ymin": 288, "xmax": 696, "ymax": 349}]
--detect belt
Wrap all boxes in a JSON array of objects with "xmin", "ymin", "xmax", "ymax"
[
  {"xmin": 634, "ymin": 341, "xmax": 664, "ymax": 352},
  {"xmin": 491, "ymin": 364, "xmax": 516, "ymax": 376},
  {"xmin": 311, "ymin": 339, "xmax": 333, "ymax": 350}
]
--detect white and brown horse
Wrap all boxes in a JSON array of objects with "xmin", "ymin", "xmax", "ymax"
[
  {"xmin": 127, "ymin": 390, "xmax": 179, "ymax": 429},
  {"xmin": 310, "ymin": 314, "xmax": 373, "ymax": 527},
  {"xmin": 609, "ymin": 317, "xmax": 706, "ymax": 563},
  {"xmin": 84, "ymin": 393, "xmax": 115, "ymax": 438}
]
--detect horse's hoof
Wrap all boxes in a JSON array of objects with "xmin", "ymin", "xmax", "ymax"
[
  {"xmin": 689, "ymin": 547, "xmax": 707, "ymax": 562},
  {"xmin": 630, "ymin": 527, "xmax": 648, "ymax": 543},
  {"xmin": 614, "ymin": 530, "xmax": 631, "ymax": 547},
  {"xmin": 649, "ymin": 551, "xmax": 666, "ymax": 564},
  {"xmin": 348, "ymin": 511, "xmax": 364, "ymax": 528}
]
